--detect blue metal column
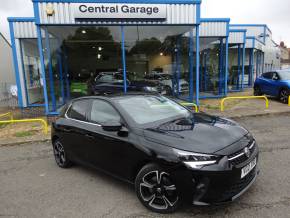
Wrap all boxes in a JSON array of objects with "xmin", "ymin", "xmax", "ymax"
[
  {"xmin": 218, "ymin": 38, "xmax": 224, "ymax": 94},
  {"xmin": 44, "ymin": 28, "xmax": 56, "ymax": 112},
  {"xmin": 36, "ymin": 26, "xmax": 49, "ymax": 114},
  {"xmin": 224, "ymin": 37, "xmax": 229, "ymax": 96},
  {"xmin": 189, "ymin": 30, "xmax": 194, "ymax": 102},
  {"xmin": 237, "ymin": 44, "xmax": 241, "ymax": 90},
  {"xmin": 241, "ymin": 43, "xmax": 246, "ymax": 91},
  {"xmin": 195, "ymin": 25, "xmax": 200, "ymax": 105},
  {"xmin": 121, "ymin": 26, "xmax": 127, "ymax": 94},
  {"xmin": 8, "ymin": 21, "xmax": 24, "ymax": 108}
]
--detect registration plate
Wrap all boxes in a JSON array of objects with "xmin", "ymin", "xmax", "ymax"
[{"xmin": 241, "ymin": 158, "xmax": 257, "ymax": 179}]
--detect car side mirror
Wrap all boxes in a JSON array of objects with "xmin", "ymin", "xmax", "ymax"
[{"xmin": 102, "ymin": 121, "xmax": 122, "ymax": 132}]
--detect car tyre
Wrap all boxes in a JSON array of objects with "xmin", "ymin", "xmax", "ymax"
[
  {"xmin": 279, "ymin": 88, "xmax": 289, "ymax": 104},
  {"xmin": 135, "ymin": 163, "xmax": 180, "ymax": 214},
  {"xmin": 254, "ymin": 85, "xmax": 262, "ymax": 96},
  {"xmin": 52, "ymin": 139, "xmax": 72, "ymax": 168}
]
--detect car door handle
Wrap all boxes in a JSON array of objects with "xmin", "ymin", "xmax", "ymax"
[
  {"xmin": 63, "ymin": 127, "xmax": 71, "ymax": 132},
  {"xmin": 85, "ymin": 134, "xmax": 94, "ymax": 139}
]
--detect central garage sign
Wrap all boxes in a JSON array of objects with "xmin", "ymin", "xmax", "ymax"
[{"xmin": 73, "ymin": 3, "xmax": 167, "ymax": 20}]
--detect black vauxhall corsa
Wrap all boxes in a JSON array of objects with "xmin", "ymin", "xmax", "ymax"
[{"xmin": 51, "ymin": 94, "xmax": 259, "ymax": 213}]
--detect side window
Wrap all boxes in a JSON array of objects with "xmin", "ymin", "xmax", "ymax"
[
  {"xmin": 89, "ymin": 100, "xmax": 121, "ymax": 124},
  {"xmin": 98, "ymin": 75, "xmax": 113, "ymax": 83},
  {"xmin": 262, "ymin": 72, "xmax": 272, "ymax": 79},
  {"xmin": 67, "ymin": 100, "xmax": 90, "ymax": 121}
]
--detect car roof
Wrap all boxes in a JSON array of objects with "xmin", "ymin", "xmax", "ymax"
[{"xmin": 71, "ymin": 93, "xmax": 161, "ymax": 102}]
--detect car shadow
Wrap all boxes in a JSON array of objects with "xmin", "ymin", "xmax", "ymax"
[{"xmin": 68, "ymin": 163, "xmax": 253, "ymax": 216}]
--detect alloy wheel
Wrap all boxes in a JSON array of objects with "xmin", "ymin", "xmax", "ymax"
[
  {"xmin": 53, "ymin": 141, "xmax": 66, "ymax": 167},
  {"xmin": 280, "ymin": 89, "xmax": 289, "ymax": 104},
  {"xmin": 139, "ymin": 170, "xmax": 179, "ymax": 211}
]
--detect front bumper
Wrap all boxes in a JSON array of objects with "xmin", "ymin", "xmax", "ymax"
[
  {"xmin": 171, "ymin": 145, "xmax": 259, "ymax": 205},
  {"xmin": 193, "ymin": 167, "xmax": 259, "ymax": 206}
]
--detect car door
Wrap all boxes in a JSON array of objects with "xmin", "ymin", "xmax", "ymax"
[
  {"xmin": 84, "ymin": 99, "xmax": 145, "ymax": 180},
  {"xmin": 259, "ymin": 72, "xmax": 273, "ymax": 95},
  {"xmin": 267, "ymin": 72, "xmax": 280, "ymax": 96},
  {"xmin": 63, "ymin": 99, "xmax": 92, "ymax": 163}
]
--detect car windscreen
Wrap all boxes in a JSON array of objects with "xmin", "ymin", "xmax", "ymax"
[
  {"xmin": 278, "ymin": 71, "xmax": 290, "ymax": 80},
  {"xmin": 116, "ymin": 96, "xmax": 191, "ymax": 125}
]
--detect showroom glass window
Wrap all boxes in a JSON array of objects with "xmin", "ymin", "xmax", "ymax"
[
  {"xmin": 19, "ymin": 39, "xmax": 44, "ymax": 105},
  {"xmin": 123, "ymin": 26, "xmax": 194, "ymax": 97},
  {"xmin": 41, "ymin": 26, "xmax": 122, "ymax": 112}
]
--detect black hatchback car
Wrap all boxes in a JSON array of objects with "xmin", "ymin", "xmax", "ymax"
[{"xmin": 51, "ymin": 94, "xmax": 259, "ymax": 213}]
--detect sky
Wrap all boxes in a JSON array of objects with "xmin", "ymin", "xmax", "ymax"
[{"xmin": 0, "ymin": 0, "xmax": 290, "ymax": 46}]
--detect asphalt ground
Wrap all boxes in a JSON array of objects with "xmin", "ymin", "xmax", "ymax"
[{"xmin": 1, "ymin": 114, "xmax": 290, "ymax": 218}]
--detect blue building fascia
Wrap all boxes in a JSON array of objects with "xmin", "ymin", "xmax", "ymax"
[
  {"xmin": 230, "ymin": 24, "xmax": 270, "ymax": 45},
  {"xmin": 32, "ymin": 0, "xmax": 202, "ymax": 3}
]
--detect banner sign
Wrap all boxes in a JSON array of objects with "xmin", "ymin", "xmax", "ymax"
[{"xmin": 73, "ymin": 3, "xmax": 167, "ymax": 20}]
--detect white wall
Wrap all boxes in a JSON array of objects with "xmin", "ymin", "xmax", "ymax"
[
  {"xmin": 0, "ymin": 33, "xmax": 15, "ymax": 85},
  {"xmin": 263, "ymin": 30, "xmax": 281, "ymax": 72},
  {"xmin": 0, "ymin": 33, "xmax": 15, "ymax": 101}
]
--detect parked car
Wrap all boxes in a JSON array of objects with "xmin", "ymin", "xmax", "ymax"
[
  {"xmin": 89, "ymin": 72, "xmax": 165, "ymax": 95},
  {"xmin": 52, "ymin": 94, "xmax": 259, "ymax": 213},
  {"xmin": 144, "ymin": 73, "xmax": 189, "ymax": 95},
  {"xmin": 254, "ymin": 70, "xmax": 290, "ymax": 103}
]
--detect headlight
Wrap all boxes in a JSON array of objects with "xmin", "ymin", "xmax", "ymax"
[
  {"xmin": 173, "ymin": 148, "xmax": 220, "ymax": 169},
  {"xmin": 144, "ymin": 86, "xmax": 157, "ymax": 92}
]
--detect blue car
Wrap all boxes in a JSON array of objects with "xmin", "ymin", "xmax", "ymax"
[{"xmin": 254, "ymin": 70, "xmax": 290, "ymax": 104}]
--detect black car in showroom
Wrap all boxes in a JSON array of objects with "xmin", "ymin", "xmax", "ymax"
[
  {"xmin": 51, "ymin": 94, "xmax": 259, "ymax": 213},
  {"xmin": 88, "ymin": 72, "xmax": 165, "ymax": 95}
]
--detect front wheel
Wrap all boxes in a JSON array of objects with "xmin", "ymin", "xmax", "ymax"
[
  {"xmin": 279, "ymin": 89, "xmax": 289, "ymax": 104},
  {"xmin": 135, "ymin": 164, "xmax": 180, "ymax": 214}
]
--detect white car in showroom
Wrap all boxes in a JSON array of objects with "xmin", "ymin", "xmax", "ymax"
[{"xmin": 144, "ymin": 72, "xmax": 189, "ymax": 95}]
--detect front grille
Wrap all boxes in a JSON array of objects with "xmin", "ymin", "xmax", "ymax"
[
  {"xmin": 220, "ymin": 167, "xmax": 256, "ymax": 201},
  {"xmin": 228, "ymin": 141, "xmax": 256, "ymax": 166}
]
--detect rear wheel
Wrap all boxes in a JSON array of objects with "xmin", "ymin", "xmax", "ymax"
[
  {"xmin": 135, "ymin": 164, "xmax": 180, "ymax": 213},
  {"xmin": 279, "ymin": 89, "xmax": 289, "ymax": 104},
  {"xmin": 254, "ymin": 85, "xmax": 262, "ymax": 96},
  {"xmin": 52, "ymin": 139, "xmax": 72, "ymax": 168}
]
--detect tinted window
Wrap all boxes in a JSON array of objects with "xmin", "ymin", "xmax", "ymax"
[
  {"xmin": 68, "ymin": 100, "xmax": 90, "ymax": 121},
  {"xmin": 90, "ymin": 100, "xmax": 121, "ymax": 124},
  {"xmin": 262, "ymin": 72, "xmax": 273, "ymax": 79},
  {"xmin": 98, "ymin": 75, "xmax": 114, "ymax": 83}
]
